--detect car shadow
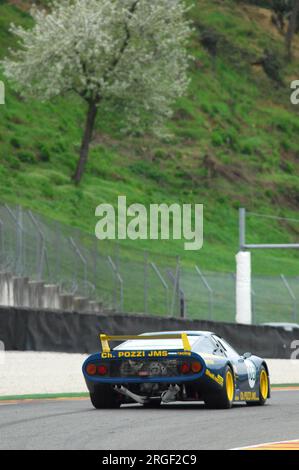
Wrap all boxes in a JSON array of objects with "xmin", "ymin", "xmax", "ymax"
[{"xmin": 118, "ymin": 401, "xmax": 247, "ymax": 410}]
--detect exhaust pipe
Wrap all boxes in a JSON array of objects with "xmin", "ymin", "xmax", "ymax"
[
  {"xmin": 114, "ymin": 384, "xmax": 180, "ymax": 405},
  {"xmin": 161, "ymin": 385, "xmax": 180, "ymax": 403},
  {"xmin": 114, "ymin": 385, "xmax": 148, "ymax": 405}
]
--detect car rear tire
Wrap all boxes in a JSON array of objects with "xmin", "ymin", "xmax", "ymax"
[
  {"xmin": 90, "ymin": 384, "xmax": 121, "ymax": 409},
  {"xmin": 204, "ymin": 366, "xmax": 235, "ymax": 409},
  {"xmin": 246, "ymin": 365, "xmax": 269, "ymax": 406}
]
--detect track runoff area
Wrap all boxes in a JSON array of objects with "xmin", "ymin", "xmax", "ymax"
[{"xmin": 0, "ymin": 386, "xmax": 299, "ymax": 464}]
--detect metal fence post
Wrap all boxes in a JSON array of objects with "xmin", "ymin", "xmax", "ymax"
[
  {"xmin": 239, "ymin": 208, "xmax": 246, "ymax": 250},
  {"xmin": 280, "ymin": 274, "xmax": 297, "ymax": 322},
  {"xmin": 195, "ymin": 265, "xmax": 213, "ymax": 321},
  {"xmin": 0, "ymin": 218, "xmax": 4, "ymax": 268},
  {"xmin": 150, "ymin": 262, "xmax": 169, "ymax": 316},
  {"xmin": 5, "ymin": 204, "xmax": 24, "ymax": 275},
  {"xmin": 170, "ymin": 257, "xmax": 180, "ymax": 317},
  {"xmin": 107, "ymin": 256, "xmax": 124, "ymax": 312},
  {"xmin": 17, "ymin": 205, "xmax": 24, "ymax": 274},
  {"xmin": 70, "ymin": 237, "xmax": 88, "ymax": 296},
  {"xmin": 28, "ymin": 211, "xmax": 47, "ymax": 280},
  {"xmin": 144, "ymin": 251, "xmax": 148, "ymax": 314},
  {"xmin": 167, "ymin": 270, "xmax": 186, "ymax": 319},
  {"xmin": 93, "ymin": 239, "xmax": 98, "ymax": 294},
  {"xmin": 54, "ymin": 221, "xmax": 60, "ymax": 281}
]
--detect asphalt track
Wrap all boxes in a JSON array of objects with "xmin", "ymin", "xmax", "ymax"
[{"xmin": 0, "ymin": 389, "xmax": 298, "ymax": 450}]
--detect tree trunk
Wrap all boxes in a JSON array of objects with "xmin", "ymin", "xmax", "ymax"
[
  {"xmin": 286, "ymin": 0, "xmax": 299, "ymax": 61},
  {"xmin": 73, "ymin": 99, "xmax": 98, "ymax": 185}
]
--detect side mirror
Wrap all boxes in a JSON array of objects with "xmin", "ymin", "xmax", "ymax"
[{"xmin": 243, "ymin": 352, "xmax": 252, "ymax": 359}]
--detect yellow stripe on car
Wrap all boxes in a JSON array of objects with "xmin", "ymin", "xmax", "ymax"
[{"xmin": 205, "ymin": 369, "xmax": 224, "ymax": 386}]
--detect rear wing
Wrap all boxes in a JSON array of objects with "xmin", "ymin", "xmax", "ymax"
[{"xmin": 100, "ymin": 333, "xmax": 191, "ymax": 353}]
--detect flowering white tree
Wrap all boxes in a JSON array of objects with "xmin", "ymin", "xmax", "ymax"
[{"xmin": 2, "ymin": 0, "xmax": 192, "ymax": 184}]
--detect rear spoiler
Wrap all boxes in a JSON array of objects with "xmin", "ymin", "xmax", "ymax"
[{"xmin": 100, "ymin": 333, "xmax": 191, "ymax": 353}]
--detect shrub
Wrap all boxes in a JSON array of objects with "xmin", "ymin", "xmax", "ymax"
[
  {"xmin": 17, "ymin": 150, "xmax": 36, "ymax": 164},
  {"xmin": 7, "ymin": 156, "xmax": 21, "ymax": 170},
  {"xmin": 41, "ymin": 182, "xmax": 54, "ymax": 199},
  {"xmin": 37, "ymin": 143, "xmax": 51, "ymax": 162},
  {"xmin": 10, "ymin": 137, "xmax": 21, "ymax": 149},
  {"xmin": 50, "ymin": 172, "xmax": 69, "ymax": 186}
]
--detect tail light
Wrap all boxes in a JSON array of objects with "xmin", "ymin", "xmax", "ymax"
[
  {"xmin": 180, "ymin": 361, "xmax": 202, "ymax": 375},
  {"xmin": 180, "ymin": 363, "xmax": 190, "ymax": 374},
  {"xmin": 98, "ymin": 365, "xmax": 108, "ymax": 376},
  {"xmin": 191, "ymin": 361, "xmax": 202, "ymax": 373},
  {"xmin": 86, "ymin": 363, "xmax": 97, "ymax": 375}
]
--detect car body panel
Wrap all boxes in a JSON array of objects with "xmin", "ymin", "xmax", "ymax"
[
  {"xmin": 82, "ymin": 330, "xmax": 270, "ymax": 404},
  {"xmin": 83, "ymin": 350, "xmax": 206, "ymax": 385}
]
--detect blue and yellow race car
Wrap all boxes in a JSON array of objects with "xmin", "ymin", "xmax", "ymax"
[{"xmin": 82, "ymin": 330, "xmax": 270, "ymax": 409}]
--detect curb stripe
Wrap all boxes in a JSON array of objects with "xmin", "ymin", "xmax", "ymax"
[
  {"xmin": 272, "ymin": 386, "xmax": 299, "ymax": 392},
  {"xmin": 0, "ymin": 396, "xmax": 89, "ymax": 406},
  {"xmin": 233, "ymin": 439, "xmax": 299, "ymax": 450}
]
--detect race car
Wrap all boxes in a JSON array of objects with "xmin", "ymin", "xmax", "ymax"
[{"xmin": 82, "ymin": 330, "xmax": 270, "ymax": 409}]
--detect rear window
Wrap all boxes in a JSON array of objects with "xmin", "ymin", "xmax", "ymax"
[
  {"xmin": 193, "ymin": 336, "xmax": 215, "ymax": 354},
  {"xmin": 114, "ymin": 335, "xmax": 201, "ymax": 351}
]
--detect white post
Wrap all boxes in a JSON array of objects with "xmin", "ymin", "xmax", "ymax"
[
  {"xmin": 236, "ymin": 251, "xmax": 252, "ymax": 324},
  {"xmin": 0, "ymin": 81, "xmax": 5, "ymax": 105}
]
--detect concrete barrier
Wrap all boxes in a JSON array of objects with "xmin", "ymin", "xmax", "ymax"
[
  {"xmin": 0, "ymin": 272, "xmax": 13, "ymax": 306},
  {"xmin": 0, "ymin": 352, "xmax": 298, "ymax": 397},
  {"xmin": 12, "ymin": 277, "xmax": 29, "ymax": 307},
  {"xmin": 28, "ymin": 281, "xmax": 45, "ymax": 309},
  {"xmin": 87, "ymin": 301, "xmax": 100, "ymax": 313},
  {"xmin": 59, "ymin": 294, "xmax": 74, "ymax": 312},
  {"xmin": 43, "ymin": 285, "xmax": 60, "ymax": 310},
  {"xmin": 73, "ymin": 297, "xmax": 89, "ymax": 313},
  {"xmin": 0, "ymin": 276, "xmax": 98, "ymax": 314}
]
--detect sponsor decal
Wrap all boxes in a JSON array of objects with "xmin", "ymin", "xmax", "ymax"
[
  {"xmin": 205, "ymin": 369, "xmax": 224, "ymax": 386},
  {"xmin": 118, "ymin": 351, "xmax": 146, "ymax": 358},
  {"xmin": 148, "ymin": 350, "xmax": 168, "ymax": 357},
  {"xmin": 101, "ymin": 352, "xmax": 114, "ymax": 359},
  {"xmin": 240, "ymin": 391, "xmax": 258, "ymax": 401},
  {"xmin": 101, "ymin": 350, "xmax": 169, "ymax": 359},
  {"xmin": 244, "ymin": 359, "xmax": 257, "ymax": 389}
]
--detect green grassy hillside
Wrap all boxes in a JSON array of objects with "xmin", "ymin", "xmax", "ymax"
[{"xmin": 1, "ymin": 0, "xmax": 299, "ymax": 276}]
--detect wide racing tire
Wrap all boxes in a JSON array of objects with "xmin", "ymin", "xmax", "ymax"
[
  {"xmin": 246, "ymin": 365, "xmax": 269, "ymax": 406},
  {"xmin": 90, "ymin": 384, "xmax": 121, "ymax": 409},
  {"xmin": 204, "ymin": 365, "xmax": 235, "ymax": 410}
]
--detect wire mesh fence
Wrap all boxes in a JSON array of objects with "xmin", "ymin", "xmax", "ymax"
[{"xmin": 0, "ymin": 203, "xmax": 298, "ymax": 323}]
